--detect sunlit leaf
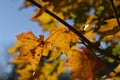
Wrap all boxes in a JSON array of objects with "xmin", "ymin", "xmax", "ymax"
[
  {"xmin": 11, "ymin": 31, "xmax": 51, "ymax": 71},
  {"xmin": 34, "ymin": 59, "xmax": 66, "ymax": 80},
  {"xmin": 48, "ymin": 48, "xmax": 61, "ymax": 61},
  {"xmin": 9, "ymin": 0, "xmax": 120, "ymax": 80},
  {"xmin": 31, "ymin": 8, "xmax": 64, "ymax": 31},
  {"xmin": 98, "ymin": 18, "xmax": 120, "ymax": 41},
  {"xmin": 16, "ymin": 65, "xmax": 33, "ymax": 80},
  {"xmin": 47, "ymin": 24, "xmax": 79, "ymax": 54}
]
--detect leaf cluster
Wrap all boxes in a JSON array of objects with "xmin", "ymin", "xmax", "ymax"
[{"xmin": 8, "ymin": 0, "xmax": 120, "ymax": 80}]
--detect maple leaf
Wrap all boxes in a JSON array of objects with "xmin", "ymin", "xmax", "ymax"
[
  {"xmin": 32, "ymin": 58, "xmax": 66, "ymax": 80},
  {"xmin": 98, "ymin": 18, "xmax": 120, "ymax": 41},
  {"xmin": 9, "ymin": 31, "xmax": 52, "ymax": 71},
  {"xmin": 8, "ymin": 56, "xmax": 33, "ymax": 80},
  {"xmin": 16, "ymin": 65, "xmax": 33, "ymax": 80},
  {"xmin": 41, "ymin": 0, "xmax": 93, "ymax": 26},
  {"xmin": 8, "ymin": 56, "xmax": 26, "ymax": 69},
  {"xmin": 84, "ymin": 30, "xmax": 97, "ymax": 42},
  {"xmin": 31, "ymin": 8, "xmax": 64, "ymax": 31},
  {"xmin": 66, "ymin": 47, "xmax": 106, "ymax": 80},
  {"xmin": 46, "ymin": 24, "xmax": 79, "ymax": 54},
  {"xmin": 98, "ymin": 18, "xmax": 120, "ymax": 34},
  {"xmin": 81, "ymin": 47, "xmax": 106, "ymax": 74},
  {"xmin": 80, "ymin": 15, "xmax": 120, "ymax": 41},
  {"xmin": 79, "ymin": 15, "xmax": 98, "ymax": 42},
  {"xmin": 48, "ymin": 48, "xmax": 61, "ymax": 61},
  {"xmin": 66, "ymin": 49, "xmax": 95, "ymax": 80},
  {"xmin": 9, "ymin": 0, "xmax": 120, "ymax": 80},
  {"xmin": 16, "ymin": 31, "xmax": 40, "ymax": 69},
  {"xmin": 7, "ymin": 41, "xmax": 21, "ymax": 54}
]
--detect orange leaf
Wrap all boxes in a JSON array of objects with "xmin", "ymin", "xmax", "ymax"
[
  {"xmin": 14, "ymin": 31, "xmax": 52, "ymax": 71},
  {"xmin": 66, "ymin": 47, "xmax": 106, "ymax": 80}
]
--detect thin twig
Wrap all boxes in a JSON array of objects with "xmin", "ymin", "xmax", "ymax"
[
  {"xmin": 109, "ymin": 0, "xmax": 120, "ymax": 27},
  {"xmin": 27, "ymin": 0, "xmax": 120, "ymax": 61}
]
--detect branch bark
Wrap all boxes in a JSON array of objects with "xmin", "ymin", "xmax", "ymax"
[
  {"xmin": 109, "ymin": 0, "xmax": 120, "ymax": 27},
  {"xmin": 27, "ymin": 0, "xmax": 120, "ymax": 61}
]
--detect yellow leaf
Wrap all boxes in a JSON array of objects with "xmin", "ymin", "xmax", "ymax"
[
  {"xmin": 57, "ymin": 59, "xmax": 66, "ymax": 75},
  {"xmin": 98, "ymin": 18, "xmax": 120, "ymax": 41},
  {"xmin": 16, "ymin": 65, "xmax": 33, "ymax": 80},
  {"xmin": 36, "ymin": 74, "xmax": 46, "ymax": 80},
  {"xmin": 31, "ymin": 9, "xmax": 52, "ymax": 23},
  {"xmin": 84, "ymin": 30, "xmax": 96, "ymax": 42},
  {"xmin": 40, "ymin": 59, "xmax": 66, "ymax": 80},
  {"xmin": 81, "ymin": 16, "xmax": 120, "ymax": 41},
  {"xmin": 7, "ymin": 41, "xmax": 21, "ymax": 54},
  {"xmin": 12, "ymin": 31, "xmax": 48, "ymax": 71},
  {"xmin": 31, "ymin": 8, "xmax": 64, "ymax": 31},
  {"xmin": 46, "ymin": 24, "xmax": 79, "ymax": 54},
  {"xmin": 48, "ymin": 48, "xmax": 61, "ymax": 61},
  {"xmin": 79, "ymin": 15, "xmax": 97, "ymax": 42},
  {"xmin": 68, "ymin": 30, "xmax": 79, "ymax": 42},
  {"xmin": 47, "ymin": 72, "xmax": 58, "ymax": 80},
  {"xmin": 8, "ymin": 56, "xmax": 26, "ymax": 69},
  {"xmin": 98, "ymin": 18, "xmax": 120, "ymax": 33},
  {"xmin": 104, "ymin": 31, "xmax": 120, "ymax": 41}
]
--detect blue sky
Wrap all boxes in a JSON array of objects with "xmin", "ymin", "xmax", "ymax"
[{"xmin": 0, "ymin": 0, "xmax": 44, "ymax": 76}]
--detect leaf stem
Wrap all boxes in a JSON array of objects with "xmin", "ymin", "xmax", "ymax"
[
  {"xmin": 27, "ymin": 0, "xmax": 120, "ymax": 61},
  {"xmin": 109, "ymin": 0, "xmax": 120, "ymax": 27}
]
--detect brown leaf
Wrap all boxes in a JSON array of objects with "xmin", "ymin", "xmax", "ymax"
[{"xmin": 66, "ymin": 47, "xmax": 106, "ymax": 80}]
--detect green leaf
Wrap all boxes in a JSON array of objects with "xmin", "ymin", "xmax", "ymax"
[{"xmin": 113, "ymin": 44, "xmax": 120, "ymax": 55}]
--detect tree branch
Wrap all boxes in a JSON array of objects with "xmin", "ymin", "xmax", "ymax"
[
  {"xmin": 81, "ymin": 40, "xmax": 116, "ymax": 73},
  {"xmin": 109, "ymin": 0, "xmax": 120, "ymax": 27},
  {"xmin": 27, "ymin": 0, "xmax": 120, "ymax": 61}
]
